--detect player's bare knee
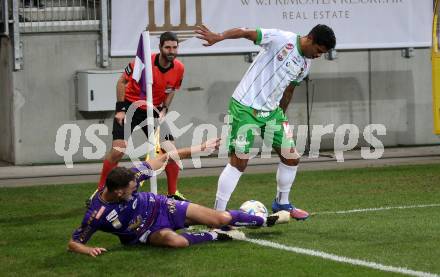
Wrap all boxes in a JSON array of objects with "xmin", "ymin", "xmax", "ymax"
[
  {"xmin": 235, "ymin": 163, "xmax": 247, "ymax": 172},
  {"xmin": 230, "ymin": 160, "xmax": 248, "ymax": 172},
  {"xmin": 212, "ymin": 211, "xmax": 232, "ymax": 227},
  {"xmin": 231, "ymin": 153, "xmax": 248, "ymax": 172},
  {"xmin": 282, "ymin": 158, "xmax": 299, "ymax": 166},
  {"xmin": 109, "ymin": 149, "xmax": 124, "ymax": 162},
  {"xmin": 169, "ymin": 236, "xmax": 189, "ymax": 248},
  {"xmin": 220, "ymin": 211, "xmax": 232, "ymax": 225}
]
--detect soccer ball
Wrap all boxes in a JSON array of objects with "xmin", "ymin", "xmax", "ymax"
[{"xmin": 239, "ymin": 200, "xmax": 268, "ymax": 219}]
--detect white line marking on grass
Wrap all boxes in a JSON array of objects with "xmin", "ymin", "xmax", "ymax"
[
  {"xmin": 315, "ymin": 203, "xmax": 440, "ymax": 215},
  {"xmin": 246, "ymin": 239, "xmax": 439, "ymax": 277}
]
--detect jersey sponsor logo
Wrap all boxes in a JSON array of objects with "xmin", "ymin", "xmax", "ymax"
[
  {"xmin": 106, "ymin": 209, "xmax": 118, "ymax": 222},
  {"xmin": 286, "ymin": 43, "xmax": 294, "ymax": 50},
  {"xmin": 285, "ymin": 56, "xmax": 305, "ymax": 81}
]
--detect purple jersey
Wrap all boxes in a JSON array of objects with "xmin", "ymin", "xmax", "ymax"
[{"xmin": 72, "ymin": 162, "xmax": 164, "ymax": 245}]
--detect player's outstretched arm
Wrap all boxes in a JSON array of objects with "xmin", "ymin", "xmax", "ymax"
[
  {"xmin": 195, "ymin": 24, "xmax": 258, "ymax": 46},
  {"xmin": 67, "ymin": 239, "xmax": 107, "ymax": 257},
  {"xmin": 147, "ymin": 138, "xmax": 220, "ymax": 171}
]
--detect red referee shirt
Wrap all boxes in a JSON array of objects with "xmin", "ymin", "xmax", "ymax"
[{"xmin": 123, "ymin": 53, "xmax": 184, "ymax": 109}]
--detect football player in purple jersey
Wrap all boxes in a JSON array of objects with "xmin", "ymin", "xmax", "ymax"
[{"xmin": 68, "ymin": 138, "xmax": 283, "ymax": 257}]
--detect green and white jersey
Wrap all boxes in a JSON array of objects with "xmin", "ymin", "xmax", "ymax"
[{"xmin": 232, "ymin": 28, "xmax": 311, "ymax": 111}]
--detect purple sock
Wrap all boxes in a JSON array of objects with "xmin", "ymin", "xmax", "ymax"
[
  {"xmin": 228, "ymin": 210, "xmax": 264, "ymax": 227},
  {"xmin": 181, "ymin": 232, "xmax": 215, "ymax": 245}
]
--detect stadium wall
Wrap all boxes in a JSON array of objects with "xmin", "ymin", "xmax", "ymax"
[{"xmin": 6, "ymin": 32, "xmax": 440, "ymax": 165}]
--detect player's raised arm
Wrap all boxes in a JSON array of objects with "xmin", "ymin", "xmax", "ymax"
[
  {"xmin": 67, "ymin": 239, "xmax": 107, "ymax": 257},
  {"xmin": 195, "ymin": 25, "xmax": 258, "ymax": 46}
]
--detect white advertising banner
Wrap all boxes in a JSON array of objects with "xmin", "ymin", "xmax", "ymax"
[{"xmin": 111, "ymin": 0, "xmax": 433, "ymax": 56}]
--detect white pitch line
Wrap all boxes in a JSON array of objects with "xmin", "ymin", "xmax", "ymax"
[
  {"xmin": 246, "ymin": 239, "xmax": 439, "ymax": 277},
  {"xmin": 314, "ymin": 203, "xmax": 440, "ymax": 215}
]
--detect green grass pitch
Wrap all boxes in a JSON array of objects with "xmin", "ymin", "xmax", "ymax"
[{"xmin": 0, "ymin": 163, "xmax": 439, "ymax": 276}]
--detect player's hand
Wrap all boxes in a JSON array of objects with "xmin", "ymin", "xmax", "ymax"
[
  {"xmin": 195, "ymin": 25, "xmax": 222, "ymax": 46},
  {"xmin": 201, "ymin": 138, "xmax": 221, "ymax": 151},
  {"xmin": 87, "ymin": 247, "xmax": 107, "ymax": 257},
  {"xmin": 158, "ymin": 109, "xmax": 167, "ymax": 123},
  {"xmin": 115, "ymin": 111, "xmax": 126, "ymax": 126}
]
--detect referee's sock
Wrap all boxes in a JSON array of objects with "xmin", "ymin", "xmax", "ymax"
[{"xmin": 165, "ymin": 160, "xmax": 180, "ymax": 195}]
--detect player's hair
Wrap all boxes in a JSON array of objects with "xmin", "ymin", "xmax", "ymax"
[
  {"xmin": 160, "ymin": 31, "xmax": 179, "ymax": 47},
  {"xmin": 105, "ymin": 167, "xmax": 135, "ymax": 192},
  {"xmin": 308, "ymin": 24, "xmax": 336, "ymax": 51}
]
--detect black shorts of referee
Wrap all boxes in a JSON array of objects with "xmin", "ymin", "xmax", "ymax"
[{"xmin": 112, "ymin": 101, "xmax": 174, "ymax": 141}]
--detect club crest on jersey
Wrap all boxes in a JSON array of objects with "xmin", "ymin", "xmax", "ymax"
[
  {"xmin": 278, "ymin": 48, "xmax": 289, "ymax": 62},
  {"xmin": 277, "ymin": 54, "xmax": 284, "ymax": 61}
]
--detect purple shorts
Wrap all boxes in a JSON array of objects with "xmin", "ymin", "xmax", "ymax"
[{"xmin": 141, "ymin": 196, "xmax": 189, "ymax": 244}]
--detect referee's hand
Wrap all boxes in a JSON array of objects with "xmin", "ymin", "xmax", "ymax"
[{"xmin": 115, "ymin": 111, "xmax": 126, "ymax": 126}]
